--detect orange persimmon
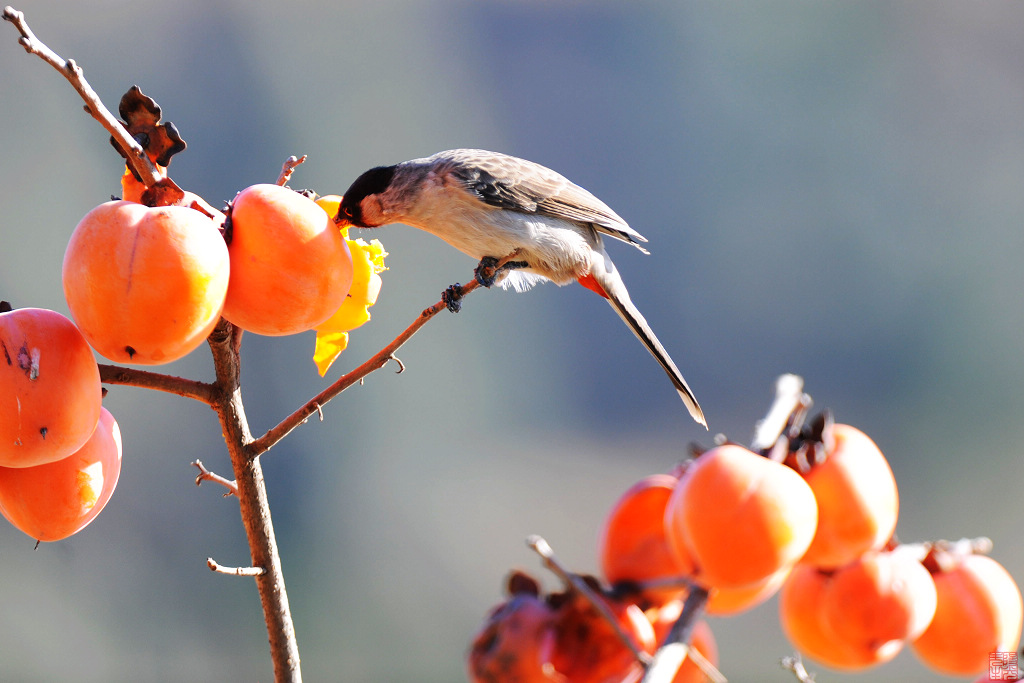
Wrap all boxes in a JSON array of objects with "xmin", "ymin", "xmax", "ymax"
[
  {"xmin": 665, "ymin": 444, "xmax": 818, "ymax": 589},
  {"xmin": 222, "ymin": 184, "xmax": 352, "ymax": 336},
  {"xmin": 800, "ymin": 424, "xmax": 899, "ymax": 568},
  {"xmin": 913, "ymin": 553, "xmax": 1023, "ymax": 677},
  {"xmin": 0, "ymin": 407, "xmax": 122, "ymax": 541},
  {"xmin": 599, "ymin": 473, "xmax": 692, "ymax": 606},
  {"xmin": 63, "ymin": 200, "xmax": 229, "ymax": 364},
  {"xmin": 0, "ymin": 307, "xmax": 101, "ymax": 467}
]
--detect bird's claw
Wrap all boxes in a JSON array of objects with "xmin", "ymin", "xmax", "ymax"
[
  {"xmin": 475, "ymin": 255, "xmax": 529, "ymax": 288},
  {"xmin": 474, "ymin": 256, "xmax": 500, "ymax": 288},
  {"xmin": 442, "ymin": 284, "xmax": 464, "ymax": 313}
]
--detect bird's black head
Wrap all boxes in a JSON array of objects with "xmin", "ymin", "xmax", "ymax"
[{"xmin": 337, "ymin": 164, "xmax": 397, "ymax": 227}]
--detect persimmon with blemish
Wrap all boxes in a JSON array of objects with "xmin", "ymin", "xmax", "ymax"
[{"xmin": 0, "ymin": 306, "xmax": 101, "ymax": 468}]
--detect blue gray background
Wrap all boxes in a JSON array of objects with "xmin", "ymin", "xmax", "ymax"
[{"xmin": 1, "ymin": 2, "xmax": 1022, "ymax": 681}]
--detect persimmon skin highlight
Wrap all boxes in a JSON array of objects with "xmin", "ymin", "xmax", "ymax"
[
  {"xmin": 913, "ymin": 554, "xmax": 1023, "ymax": 677},
  {"xmin": 599, "ymin": 473, "xmax": 692, "ymax": 605},
  {"xmin": 800, "ymin": 424, "xmax": 899, "ymax": 569},
  {"xmin": 0, "ymin": 307, "xmax": 101, "ymax": 468},
  {"xmin": 665, "ymin": 444, "xmax": 818, "ymax": 589},
  {"xmin": 0, "ymin": 407, "xmax": 122, "ymax": 542},
  {"xmin": 62, "ymin": 200, "xmax": 230, "ymax": 364},
  {"xmin": 222, "ymin": 184, "xmax": 352, "ymax": 336}
]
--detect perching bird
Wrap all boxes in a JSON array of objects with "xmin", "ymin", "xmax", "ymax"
[{"xmin": 335, "ymin": 149, "xmax": 706, "ymax": 428}]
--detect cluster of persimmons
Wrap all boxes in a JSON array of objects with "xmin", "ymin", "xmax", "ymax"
[
  {"xmin": 0, "ymin": 94, "xmax": 385, "ymax": 543},
  {"xmin": 468, "ymin": 415, "xmax": 1022, "ymax": 682}
]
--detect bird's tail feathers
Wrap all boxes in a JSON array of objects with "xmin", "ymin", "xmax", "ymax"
[{"xmin": 590, "ymin": 253, "xmax": 707, "ymax": 428}]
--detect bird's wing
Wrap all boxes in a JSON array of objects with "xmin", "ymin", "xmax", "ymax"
[{"xmin": 438, "ymin": 149, "xmax": 650, "ymax": 253}]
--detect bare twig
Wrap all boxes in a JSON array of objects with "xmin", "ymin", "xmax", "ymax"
[
  {"xmin": 751, "ymin": 373, "xmax": 810, "ymax": 453},
  {"xmin": 780, "ymin": 654, "xmax": 816, "ymax": 682},
  {"xmin": 99, "ymin": 364, "xmax": 217, "ymax": 404},
  {"xmin": 276, "ymin": 155, "xmax": 307, "ymax": 186},
  {"xmin": 208, "ymin": 557, "xmax": 266, "ymax": 577},
  {"xmin": 249, "ymin": 279, "xmax": 483, "ymax": 456},
  {"xmin": 526, "ymin": 535, "xmax": 653, "ymax": 667},
  {"xmin": 192, "ymin": 459, "xmax": 239, "ymax": 498},
  {"xmin": 641, "ymin": 586, "xmax": 726, "ymax": 683},
  {"xmin": 3, "ymin": 6, "xmax": 162, "ymax": 186}
]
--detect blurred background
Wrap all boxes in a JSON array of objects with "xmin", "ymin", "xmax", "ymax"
[{"xmin": 1, "ymin": 1, "xmax": 1022, "ymax": 680}]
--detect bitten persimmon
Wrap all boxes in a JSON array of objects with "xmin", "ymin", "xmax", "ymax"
[
  {"xmin": 913, "ymin": 553, "xmax": 1023, "ymax": 677},
  {"xmin": 63, "ymin": 200, "xmax": 229, "ymax": 364},
  {"xmin": 799, "ymin": 424, "xmax": 899, "ymax": 569},
  {"xmin": 664, "ymin": 444, "xmax": 818, "ymax": 588},
  {"xmin": 819, "ymin": 549, "xmax": 937, "ymax": 663},
  {"xmin": 547, "ymin": 589, "xmax": 655, "ymax": 683},
  {"xmin": 222, "ymin": 184, "xmax": 352, "ymax": 336},
  {"xmin": 0, "ymin": 407, "xmax": 122, "ymax": 541},
  {"xmin": 468, "ymin": 580, "xmax": 556, "ymax": 683},
  {"xmin": 0, "ymin": 307, "xmax": 101, "ymax": 467},
  {"xmin": 599, "ymin": 473, "xmax": 692, "ymax": 606}
]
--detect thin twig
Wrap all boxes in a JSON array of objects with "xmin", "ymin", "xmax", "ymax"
[
  {"xmin": 208, "ymin": 557, "xmax": 266, "ymax": 577},
  {"xmin": 249, "ymin": 279, "xmax": 483, "ymax": 456},
  {"xmin": 780, "ymin": 654, "xmax": 816, "ymax": 682},
  {"xmin": 276, "ymin": 155, "xmax": 307, "ymax": 186},
  {"xmin": 192, "ymin": 459, "xmax": 239, "ymax": 498},
  {"xmin": 750, "ymin": 373, "xmax": 810, "ymax": 453},
  {"xmin": 2, "ymin": 6, "xmax": 161, "ymax": 186},
  {"xmin": 99, "ymin": 364, "xmax": 217, "ymax": 404},
  {"xmin": 641, "ymin": 586, "xmax": 726, "ymax": 683},
  {"xmin": 526, "ymin": 535, "xmax": 653, "ymax": 667}
]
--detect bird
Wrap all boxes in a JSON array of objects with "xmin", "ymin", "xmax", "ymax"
[{"xmin": 335, "ymin": 149, "xmax": 706, "ymax": 428}]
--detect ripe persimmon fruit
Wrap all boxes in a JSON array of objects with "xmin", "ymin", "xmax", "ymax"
[
  {"xmin": 222, "ymin": 184, "xmax": 352, "ymax": 336},
  {"xmin": 599, "ymin": 473, "xmax": 692, "ymax": 605},
  {"xmin": 819, "ymin": 549, "xmax": 937, "ymax": 659},
  {"xmin": 780, "ymin": 563, "xmax": 890, "ymax": 670},
  {"xmin": 913, "ymin": 553, "xmax": 1023, "ymax": 677},
  {"xmin": 63, "ymin": 200, "xmax": 230, "ymax": 364},
  {"xmin": 799, "ymin": 424, "xmax": 899, "ymax": 568},
  {"xmin": 0, "ymin": 307, "xmax": 101, "ymax": 468},
  {"xmin": 0, "ymin": 407, "xmax": 121, "ymax": 541},
  {"xmin": 664, "ymin": 444, "xmax": 818, "ymax": 589}
]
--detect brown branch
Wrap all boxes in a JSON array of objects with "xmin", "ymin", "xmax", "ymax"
[
  {"xmin": 2, "ymin": 6, "xmax": 162, "ymax": 186},
  {"xmin": 99, "ymin": 363, "xmax": 217, "ymax": 404},
  {"xmin": 207, "ymin": 557, "xmax": 266, "ymax": 577},
  {"xmin": 249, "ymin": 279, "xmax": 483, "ymax": 456},
  {"xmin": 206, "ymin": 318, "xmax": 301, "ymax": 682},
  {"xmin": 192, "ymin": 459, "xmax": 239, "ymax": 498},
  {"xmin": 276, "ymin": 155, "xmax": 307, "ymax": 186}
]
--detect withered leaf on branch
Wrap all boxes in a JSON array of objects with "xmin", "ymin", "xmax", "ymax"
[{"xmin": 110, "ymin": 85, "xmax": 187, "ymax": 177}]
